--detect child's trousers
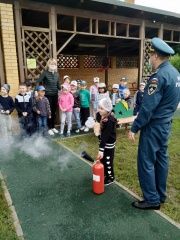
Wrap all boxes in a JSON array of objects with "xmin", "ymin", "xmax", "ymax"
[
  {"xmin": 0, "ymin": 114, "xmax": 12, "ymax": 139},
  {"xmin": 100, "ymin": 146, "xmax": 115, "ymax": 180},
  {"xmin": 60, "ymin": 111, "xmax": 72, "ymax": 133}
]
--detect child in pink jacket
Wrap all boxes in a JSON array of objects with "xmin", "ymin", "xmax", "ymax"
[{"xmin": 59, "ymin": 83, "xmax": 74, "ymax": 137}]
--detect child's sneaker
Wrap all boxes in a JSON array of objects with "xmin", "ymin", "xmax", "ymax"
[
  {"xmin": 80, "ymin": 126, "xmax": 85, "ymax": 130},
  {"xmin": 59, "ymin": 134, "xmax": 64, "ymax": 138},
  {"xmin": 48, "ymin": 129, "xmax": 54, "ymax": 135},
  {"xmin": 104, "ymin": 177, "xmax": 114, "ymax": 186},
  {"xmin": 75, "ymin": 129, "xmax": 80, "ymax": 133},
  {"xmin": 84, "ymin": 127, "xmax": 89, "ymax": 132},
  {"xmin": 52, "ymin": 128, "xmax": 58, "ymax": 133},
  {"xmin": 66, "ymin": 132, "xmax": 71, "ymax": 137}
]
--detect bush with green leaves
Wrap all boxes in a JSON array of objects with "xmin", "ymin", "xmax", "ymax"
[{"xmin": 170, "ymin": 54, "xmax": 180, "ymax": 72}]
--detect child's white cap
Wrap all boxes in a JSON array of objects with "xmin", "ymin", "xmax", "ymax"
[
  {"xmin": 99, "ymin": 98, "xmax": 112, "ymax": 112},
  {"xmin": 61, "ymin": 83, "xmax": 69, "ymax": 91},
  {"xmin": 63, "ymin": 75, "xmax": 70, "ymax": 80},
  {"xmin": 98, "ymin": 82, "xmax": 106, "ymax": 88},
  {"xmin": 140, "ymin": 82, "xmax": 146, "ymax": 86},
  {"xmin": 112, "ymin": 84, "xmax": 119, "ymax": 89},
  {"xmin": 94, "ymin": 77, "xmax": 99, "ymax": 83},
  {"xmin": 70, "ymin": 80, "xmax": 77, "ymax": 87}
]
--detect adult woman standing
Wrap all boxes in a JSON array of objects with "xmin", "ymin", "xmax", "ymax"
[{"xmin": 35, "ymin": 58, "xmax": 61, "ymax": 135}]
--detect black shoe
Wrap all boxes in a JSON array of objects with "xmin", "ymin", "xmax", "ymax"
[
  {"xmin": 132, "ymin": 200, "xmax": 160, "ymax": 210},
  {"xmin": 104, "ymin": 178, "xmax": 114, "ymax": 186}
]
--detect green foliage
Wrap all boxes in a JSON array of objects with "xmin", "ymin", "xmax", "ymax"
[
  {"xmin": 0, "ymin": 182, "xmax": 19, "ymax": 239},
  {"xmin": 170, "ymin": 54, "xmax": 180, "ymax": 72},
  {"xmin": 59, "ymin": 116, "xmax": 180, "ymax": 223},
  {"xmin": 173, "ymin": 44, "xmax": 180, "ymax": 54}
]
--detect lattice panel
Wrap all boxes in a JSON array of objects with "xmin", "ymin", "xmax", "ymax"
[
  {"xmin": 116, "ymin": 57, "xmax": 138, "ymax": 68},
  {"xmin": 23, "ymin": 30, "xmax": 51, "ymax": 80},
  {"xmin": 84, "ymin": 56, "xmax": 111, "ymax": 68},
  {"xmin": 57, "ymin": 55, "xmax": 79, "ymax": 68},
  {"xmin": 143, "ymin": 41, "xmax": 151, "ymax": 76},
  {"xmin": 143, "ymin": 40, "xmax": 152, "ymax": 80}
]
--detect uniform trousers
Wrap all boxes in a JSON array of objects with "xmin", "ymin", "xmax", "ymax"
[{"xmin": 138, "ymin": 122, "xmax": 172, "ymax": 205}]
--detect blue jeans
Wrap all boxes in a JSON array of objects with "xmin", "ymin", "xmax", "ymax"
[
  {"xmin": 37, "ymin": 115, "xmax": 48, "ymax": 135},
  {"xmin": 73, "ymin": 108, "xmax": 81, "ymax": 129}
]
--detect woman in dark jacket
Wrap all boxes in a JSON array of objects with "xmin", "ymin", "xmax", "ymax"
[{"xmin": 35, "ymin": 58, "xmax": 61, "ymax": 135}]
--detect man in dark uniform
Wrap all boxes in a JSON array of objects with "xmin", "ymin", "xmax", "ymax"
[{"xmin": 128, "ymin": 37, "xmax": 180, "ymax": 210}]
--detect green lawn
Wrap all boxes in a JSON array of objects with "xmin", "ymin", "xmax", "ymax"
[
  {"xmin": 57, "ymin": 117, "xmax": 180, "ymax": 223},
  {"xmin": 0, "ymin": 181, "xmax": 18, "ymax": 240}
]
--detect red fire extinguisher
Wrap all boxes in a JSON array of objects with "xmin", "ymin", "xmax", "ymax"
[{"xmin": 92, "ymin": 158, "xmax": 104, "ymax": 194}]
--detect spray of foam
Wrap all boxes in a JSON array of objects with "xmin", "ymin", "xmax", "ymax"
[
  {"xmin": 0, "ymin": 116, "xmax": 72, "ymax": 170},
  {"xmin": 17, "ymin": 135, "xmax": 53, "ymax": 159}
]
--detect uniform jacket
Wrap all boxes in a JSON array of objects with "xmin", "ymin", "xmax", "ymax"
[
  {"xmin": 35, "ymin": 70, "xmax": 61, "ymax": 96},
  {"xmin": 131, "ymin": 60, "xmax": 180, "ymax": 133}
]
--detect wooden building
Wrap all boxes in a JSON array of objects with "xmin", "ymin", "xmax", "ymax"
[{"xmin": 0, "ymin": 0, "xmax": 180, "ymax": 96}]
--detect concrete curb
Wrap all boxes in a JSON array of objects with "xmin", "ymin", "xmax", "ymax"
[{"xmin": 0, "ymin": 172, "xmax": 24, "ymax": 240}]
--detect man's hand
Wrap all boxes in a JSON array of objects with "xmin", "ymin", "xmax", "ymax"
[{"xmin": 128, "ymin": 130, "xmax": 135, "ymax": 142}]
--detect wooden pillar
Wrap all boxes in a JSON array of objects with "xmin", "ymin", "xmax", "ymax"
[
  {"xmin": 158, "ymin": 24, "xmax": 163, "ymax": 39},
  {"xmin": 14, "ymin": 1, "xmax": 25, "ymax": 82},
  {"xmin": 0, "ymin": 2, "xmax": 19, "ymax": 96},
  {"xmin": 0, "ymin": 31, "xmax": 5, "ymax": 84},
  {"xmin": 50, "ymin": 6, "xmax": 57, "ymax": 59},
  {"xmin": 105, "ymin": 45, "xmax": 109, "ymax": 87},
  {"xmin": 139, "ymin": 20, "xmax": 145, "ymax": 85}
]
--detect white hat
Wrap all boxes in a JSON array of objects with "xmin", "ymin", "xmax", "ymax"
[
  {"xmin": 98, "ymin": 82, "xmax": 106, "ymax": 88},
  {"xmin": 140, "ymin": 82, "xmax": 146, "ymax": 86},
  {"xmin": 112, "ymin": 84, "xmax": 119, "ymax": 89},
  {"xmin": 63, "ymin": 75, "xmax": 70, "ymax": 80},
  {"xmin": 61, "ymin": 83, "xmax": 69, "ymax": 91},
  {"xmin": 94, "ymin": 77, "xmax": 99, "ymax": 83},
  {"xmin": 70, "ymin": 80, "xmax": 77, "ymax": 87},
  {"xmin": 99, "ymin": 98, "xmax": 112, "ymax": 112}
]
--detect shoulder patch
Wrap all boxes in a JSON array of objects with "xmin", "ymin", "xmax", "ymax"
[
  {"xmin": 151, "ymin": 78, "xmax": 158, "ymax": 83},
  {"xmin": 148, "ymin": 83, "xmax": 157, "ymax": 95}
]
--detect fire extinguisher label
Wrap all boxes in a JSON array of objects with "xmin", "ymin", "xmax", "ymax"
[{"xmin": 93, "ymin": 174, "xmax": 100, "ymax": 182}]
